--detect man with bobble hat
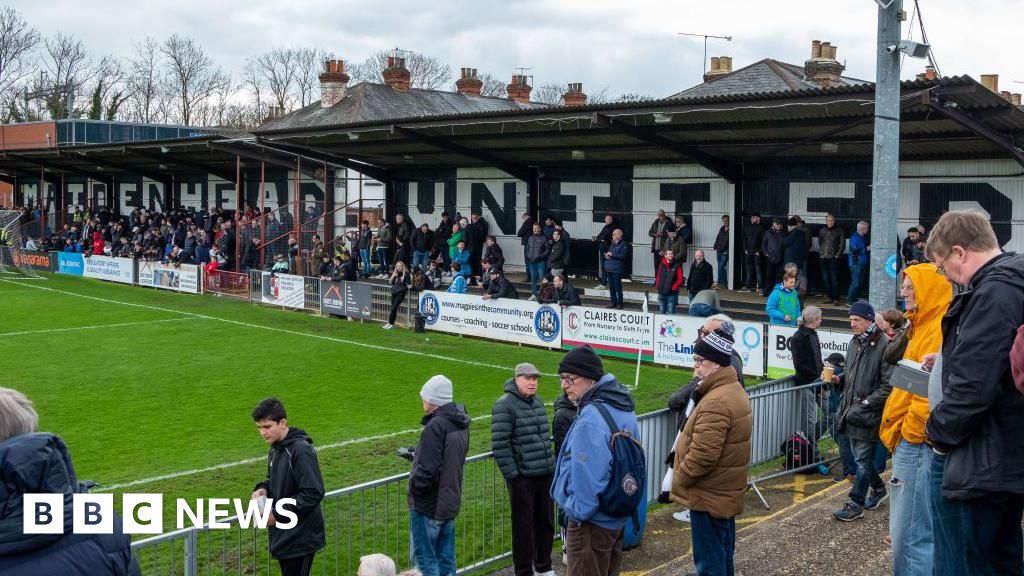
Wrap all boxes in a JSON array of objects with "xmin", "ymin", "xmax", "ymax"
[
  {"xmin": 408, "ymin": 376, "xmax": 470, "ymax": 576},
  {"xmin": 671, "ymin": 322, "xmax": 752, "ymax": 576},
  {"xmin": 551, "ymin": 346, "xmax": 639, "ymax": 576}
]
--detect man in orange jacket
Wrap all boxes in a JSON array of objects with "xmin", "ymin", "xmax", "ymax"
[{"xmin": 878, "ymin": 263, "xmax": 951, "ymax": 576}]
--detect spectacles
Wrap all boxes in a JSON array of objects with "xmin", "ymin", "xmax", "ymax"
[
  {"xmin": 559, "ymin": 374, "xmax": 580, "ymax": 384},
  {"xmin": 693, "ymin": 357, "xmax": 707, "ymax": 366}
]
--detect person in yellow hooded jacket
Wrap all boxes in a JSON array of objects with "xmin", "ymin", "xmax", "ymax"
[{"xmin": 878, "ymin": 263, "xmax": 951, "ymax": 576}]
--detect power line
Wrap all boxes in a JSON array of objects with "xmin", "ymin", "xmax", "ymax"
[{"xmin": 676, "ymin": 32, "xmax": 733, "ymax": 75}]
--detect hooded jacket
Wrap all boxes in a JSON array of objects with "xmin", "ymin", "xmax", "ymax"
[
  {"xmin": 0, "ymin": 433, "xmax": 141, "ymax": 576},
  {"xmin": 766, "ymin": 283, "xmax": 800, "ymax": 326},
  {"xmin": 551, "ymin": 393, "xmax": 577, "ymax": 457},
  {"xmin": 491, "ymin": 379, "xmax": 556, "ymax": 480},
  {"xmin": 671, "ymin": 366, "xmax": 752, "ymax": 520},
  {"xmin": 879, "ymin": 264, "xmax": 951, "ymax": 452},
  {"xmin": 551, "ymin": 374, "xmax": 639, "ymax": 530},
  {"xmin": 254, "ymin": 427, "xmax": 326, "ymax": 559},
  {"xmin": 926, "ymin": 252, "xmax": 1024, "ymax": 499},
  {"xmin": 408, "ymin": 403, "xmax": 471, "ymax": 520},
  {"xmin": 838, "ymin": 328, "xmax": 894, "ymax": 441}
]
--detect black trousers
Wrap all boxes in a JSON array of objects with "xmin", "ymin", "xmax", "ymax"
[
  {"xmin": 278, "ymin": 553, "xmax": 315, "ymax": 576},
  {"xmin": 507, "ymin": 474, "xmax": 555, "ymax": 576},
  {"xmin": 763, "ymin": 260, "xmax": 783, "ymax": 295},
  {"xmin": 389, "ymin": 290, "xmax": 406, "ymax": 324}
]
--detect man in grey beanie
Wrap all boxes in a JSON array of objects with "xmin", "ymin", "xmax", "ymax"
[{"xmin": 408, "ymin": 375, "xmax": 470, "ymax": 576}]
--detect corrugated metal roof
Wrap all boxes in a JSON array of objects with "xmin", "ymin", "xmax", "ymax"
[
  {"xmin": 669, "ymin": 59, "xmax": 868, "ymax": 99},
  {"xmin": 256, "ymin": 82, "xmax": 546, "ymax": 133}
]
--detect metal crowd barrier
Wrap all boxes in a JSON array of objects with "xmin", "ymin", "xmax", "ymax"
[{"xmin": 130, "ymin": 381, "xmax": 828, "ymax": 576}]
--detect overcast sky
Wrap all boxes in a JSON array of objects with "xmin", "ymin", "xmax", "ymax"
[{"xmin": 12, "ymin": 0, "xmax": 1023, "ymax": 98}]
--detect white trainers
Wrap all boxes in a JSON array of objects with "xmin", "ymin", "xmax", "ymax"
[
  {"xmin": 673, "ymin": 508, "xmax": 691, "ymax": 522},
  {"xmin": 535, "ymin": 571, "xmax": 556, "ymax": 576},
  {"xmin": 528, "ymin": 295, "xmax": 537, "ymax": 301},
  {"xmin": 561, "ymin": 552, "xmax": 568, "ymax": 567},
  {"xmin": 382, "ymin": 323, "xmax": 393, "ymax": 329}
]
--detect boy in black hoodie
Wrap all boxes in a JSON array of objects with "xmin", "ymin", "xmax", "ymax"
[{"xmin": 251, "ymin": 398, "xmax": 325, "ymax": 576}]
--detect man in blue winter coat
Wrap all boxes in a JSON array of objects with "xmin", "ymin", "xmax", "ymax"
[{"xmin": 551, "ymin": 346, "xmax": 639, "ymax": 576}]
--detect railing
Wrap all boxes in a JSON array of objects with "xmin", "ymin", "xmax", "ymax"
[
  {"xmin": 204, "ymin": 269, "xmax": 248, "ymax": 300},
  {"xmin": 131, "ymin": 380, "xmax": 832, "ymax": 575}
]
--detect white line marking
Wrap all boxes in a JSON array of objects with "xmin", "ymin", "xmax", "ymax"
[
  {"xmin": 98, "ymin": 413, "xmax": 500, "ymax": 492},
  {"xmin": 0, "ymin": 278, "xmax": 562, "ymax": 490},
  {"xmin": 0, "ymin": 317, "xmax": 194, "ymax": 337}
]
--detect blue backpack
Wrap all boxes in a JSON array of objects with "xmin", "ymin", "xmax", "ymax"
[{"xmin": 593, "ymin": 403, "xmax": 646, "ymax": 530}]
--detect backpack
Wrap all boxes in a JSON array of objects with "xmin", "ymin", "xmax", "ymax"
[
  {"xmin": 781, "ymin": 431, "xmax": 820, "ymax": 473},
  {"xmin": 1012, "ymin": 324, "xmax": 1024, "ymax": 395},
  {"xmin": 593, "ymin": 403, "xmax": 646, "ymax": 530}
]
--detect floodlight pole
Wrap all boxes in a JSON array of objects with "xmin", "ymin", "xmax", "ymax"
[{"xmin": 868, "ymin": 0, "xmax": 903, "ymax": 309}]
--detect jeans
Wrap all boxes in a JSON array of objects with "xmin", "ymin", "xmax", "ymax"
[
  {"xmin": 849, "ymin": 437, "xmax": 886, "ymax": 506},
  {"xmin": 743, "ymin": 252, "xmax": 763, "ymax": 290},
  {"xmin": 413, "ymin": 250, "xmax": 431, "ymax": 271},
  {"xmin": 889, "ymin": 440, "xmax": 934, "ymax": 576},
  {"xmin": 848, "ymin": 261, "xmax": 867, "ymax": 302},
  {"xmin": 606, "ymin": 272, "xmax": 623, "ymax": 307},
  {"xmin": 930, "ymin": 452, "xmax": 1024, "ymax": 576},
  {"xmin": 658, "ymin": 293, "xmax": 678, "ymax": 315},
  {"xmin": 690, "ymin": 510, "xmax": 736, "ymax": 576},
  {"xmin": 828, "ymin": 391, "xmax": 856, "ymax": 476},
  {"xmin": 688, "ymin": 303, "xmax": 718, "ymax": 317},
  {"xmin": 360, "ymin": 248, "xmax": 371, "ymax": 276},
  {"xmin": 410, "ymin": 510, "xmax": 457, "ymax": 576},
  {"xmin": 820, "ymin": 257, "xmax": 840, "ymax": 301},
  {"xmin": 798, "ymin": 388, "xmax": 820, "ymax": 441},
  {"xmin": 527, "ymin": 261, "xmax": 546, "ymax": 295},
  {"xmin": 717, "ymin": 251, "xmax": 728, "ymax": 288},
  {"xmin": 377, "ymin": 247, "xmax": 390, "ymax": 275}
]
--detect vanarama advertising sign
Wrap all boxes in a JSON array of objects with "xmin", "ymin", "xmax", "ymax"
[
  {"xmin": 562, "ymin": 306, "xmax": 654, "ymax": 360},
  {"xmin": 417, "ymin": 291, "xmax": 561, "ymax": 348}
]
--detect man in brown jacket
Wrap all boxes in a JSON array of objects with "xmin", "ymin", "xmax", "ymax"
[{"xmin": 671, "ymin": 324, "xmax": 752, "ymax": 576}]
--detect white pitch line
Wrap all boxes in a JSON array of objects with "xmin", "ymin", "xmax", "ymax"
[
  {"xmin": 0, "ymin": 317, "xmax": 194, "ymax": 338},
  {"xmin": 0, "ymin": 279, "xmax": 559, "ymax": 375},
  {"xmin": 97, "ymin": 413, "xmax": 500, "ymax": 492}
]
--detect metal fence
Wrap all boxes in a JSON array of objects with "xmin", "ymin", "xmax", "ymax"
[
  {"xmin": 204, "ymin": 269, "xmax": 248, "ymax": 300},
  {"xmin": 130, "ymin": 381, "xmax": 833, "ymax": 576}
]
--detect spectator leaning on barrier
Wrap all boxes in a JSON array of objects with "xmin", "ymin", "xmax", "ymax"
[
  {"xmin": 671, "ymin": 327, "xmax": 752, "ymax": 576},
  {"xmin": 408, "ymin": 376, "xmax": 471, "ymax": 576},
  {"xmin": 791, "ymin": 307, "xmax": 828, "ymax": 445},
  {"xmin": 491, "ymin": 363, "xmax": 557, "ymax": 576},
  {"xmin": 766, "ymin": 270, "xmax": 800, "ymax": 326},
  {"xmin": 551, "ymin": 346, "xmax": 639, "ymax": 576},
  {"xmin": 447, "ymin": 263, "xmax": 467, "ymax": 294},
  {"xmin": 0, "ymin": 388, "xmax": 142, "ymax": 576},
  {"xmin": 687, "ymin": 289, "xmax": 721, "ymax": 319},
  {"xmin": 686, "ymin": 250, "xmax": 714, "ymax": 302},
  {"xmin": 537, "ymin": 273, "xmax": 558, "ymax": 305},
  {"xmin": 876, "ymin": 263, "xmax": 951, "ymax": 576},
  {"xmin": 655, "ymin": 248, "xmax": 684, "ymax": 315},
  {"xmin": 554, "ymin": 274, "xmax": 581, "ymax": 307},
  {"xmin": 482, "ymin": 268, "xmax": 518, "ymax": 301},
  {"xmin": 833, "ymin": 301, "xmax": 894, "ymax": 522},
  {"xmin": 923, "ymin": 211, "xmax": 1024, "ymax": 575},
  {"xmin": 251, "ymin": 398, "xmax": 326, "ymax": 576}
]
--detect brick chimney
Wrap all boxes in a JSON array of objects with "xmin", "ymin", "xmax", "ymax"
[
  {"xmin": 703, "ymin": 56, "xmax": 733, "ymax": 83},
  {"xmin": 1013, "ymin": 94, "xmax": 1022, "ymax": 106},
  {"xmin": 383, "ymin": 56, "xmax": 411, "ymax": 91},
  {"xmin": 980, "ymin": 74, "xmax": 999, "ymax": 93},
  {"xmin": 563, "ymin": 83, "xmax": 587, "ymax": 107},
  {"xmin": 455, "ymin": 68, "xmax": 483, "ymax": 97},
  {"xmin": 319, "ymin": 59, "xmax": 350, "ymax": 108},
  {"xmin": 507, "ymin": 74, "xmax": 532, "ymax": 104},
  {"xmin": 804, "ymin": 40, "xmax": 846, "ymax": 89},
  {"xmin": 924, "ymin": 65, "xmax": 937, "ymax": 81}
]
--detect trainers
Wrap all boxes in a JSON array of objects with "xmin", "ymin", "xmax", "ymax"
[
  {"xmin": 865, "ymin": 489, "xmax": 888, "ymax": 510},
  {"xmin": 833, "ymin": 501, "xmax": 864, "ymax": 522},
  {"xmin": 382, "ymin": 323, "xmax": 393, "ymax": 330},
  {"xmin": 528, "ymin": 295, "xmax": 537, "ymax": 301},
  {"xmin": 561, "ymin": 552, "xmax": 568, "ymax": 567},
  {"xmin": 535, "ymin": 571, "xmax": 556, "ymax": 576},
  {"xmin": 672, "ymin": 508, "xmax": 691, "ymax": 522}
]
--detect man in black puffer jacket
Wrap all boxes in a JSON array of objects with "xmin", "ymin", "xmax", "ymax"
[
  {"xmin": 492, "ymin": 363, "xmax": 557, "ymax": 576},
  {"xmin": 0, "ymin": 389, "xmax": 140, "ymax": 576},
  {"xmin": 251, "ymin": 398, "xmax": 325, "ymax": 576}
]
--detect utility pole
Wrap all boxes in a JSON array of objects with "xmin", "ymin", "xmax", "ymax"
[{"xmin": 868, "ymin": 0, "xmax": 903, "ymax": 309}]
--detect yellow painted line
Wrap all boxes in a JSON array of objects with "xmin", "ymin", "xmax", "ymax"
[
  {"xmin": 636, "ymin": 482, "xmax": 850, "ymax": 576},
  {"xmin": 793, "ymin": 473, "xmax": 807, "ymax": 503},
  {"xmin": 736, "ymin": 515, "xmax": 770, "ymax": 525},
  {"xmin": 765, "ymin": 477, "xmax": 835, "ymax": 491}
]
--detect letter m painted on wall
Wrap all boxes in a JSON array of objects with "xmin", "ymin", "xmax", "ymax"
[{"xmin": 471, "ymin": 182, "xmax": 517, "ymax": 234}]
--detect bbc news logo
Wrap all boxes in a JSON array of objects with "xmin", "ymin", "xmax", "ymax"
[{"xmin": 23, "ymin": 494, "xmax": 299, "ymax": 535}]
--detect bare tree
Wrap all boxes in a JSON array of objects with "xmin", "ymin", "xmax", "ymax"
[
  {"xmin": 531, "ymin": 83, "xmax": 565, "ymax": 105},
  {"xmin": 240, "ymin": 58, "xmax": 268, "ymax": 123},
  {"xmin": 40, "ymin": 32, "xmax": 93, "ymax": 119},
  {"xmin": 350, "ymin": 48, "xmax": 452, "ymax": 90},
  {"xmin": 86, "ymin": 55, "xmax": 128, "ymax": 120},
  {"xmin": 293, "ymin": 47, "xmax": 331, "ymax": 107},
  {"xmin": 477, "ymin": 72, "xmax": 507, "ymax": 98},
  {"xmin": 125, "ymin": 37, "xmax": 163, "ymax": 122},
  {"xmin": 159, "ymin": 34, "xmax": 230, "ymax": 125},
  {"xmin": 615, "ymin": 92, "xmax": 656, "ymax": 103},
  {"xmin": 252, "ymin": 48, "xmax": 296, "ymax": 110},
  {"xmin": 0, "ymin": 7, "xmax": 40, "ymax": 101}
]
